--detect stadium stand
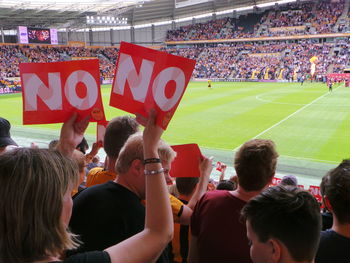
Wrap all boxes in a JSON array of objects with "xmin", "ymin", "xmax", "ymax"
[
  {"xmin": 0, "ymin": 0, "xmax": 349, "ymax": 87},
  {"xmin": 166, "ymin": 0, "xmax": 349, "ymax": 40}
]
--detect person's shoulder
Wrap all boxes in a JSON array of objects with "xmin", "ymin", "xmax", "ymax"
[
  {"xmin": 198, "ymin": 190, "xmax": 235, "ymax": 205},
  {"xmin": 321, "ymin": 229, "xmax": 350, "ymax": 242},
  {"xmin": 87, "ymin": 167, "xmax": 104, "ymax": 176},
  {"xmin": 73, "ymin": 181, "xmax": 119, "ymax": 201}
]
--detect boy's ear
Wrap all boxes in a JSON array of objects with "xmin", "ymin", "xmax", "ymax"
[
  {"xmin": 130, "ymin": 159, "xmax": 143, "ymax": 174},
  {"xmin": 269, "ymin": 238, "xmax": 282, "ymax": 263}
]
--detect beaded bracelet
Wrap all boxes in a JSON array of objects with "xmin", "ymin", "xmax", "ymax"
[
  {"xmin": 143, "ymin": 158, "xmax": 161, "ymax": 165},
  {"xmin": 144, "ymin": 168, "xmax": 165, "ymax": 175}
]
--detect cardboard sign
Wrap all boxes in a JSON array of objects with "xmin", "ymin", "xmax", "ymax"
[
  {"xmin": 170, "ymin": 144, "xmax": 203, "ymax": 178},
  {"xmin": 110, "ymin": 42, "xmax": 196, "ymax": 129},
  {"xmin": 20, "ymin": 59, "xmax": 105, "ymax": 124},
  {"xmin": 97, "ymin": 121, "xmax": 109, "ymax": 145}
]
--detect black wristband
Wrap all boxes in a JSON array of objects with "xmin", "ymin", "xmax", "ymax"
[{"xmin": 143, "ymin": 158, "xmax": 161, "ymax": 165}]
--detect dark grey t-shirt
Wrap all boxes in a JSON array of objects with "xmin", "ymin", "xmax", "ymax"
[
  {"xmin": 51, "ymin": 251, "xmax": 110, "ymax": 263},
  {"xmin": 315, "ymin": 229, "xmax": 350, "ymax": 263}
]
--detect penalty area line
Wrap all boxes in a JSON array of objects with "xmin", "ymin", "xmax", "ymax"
[{"xmin": 233, "ymin": 86, "xmax": 341, "ymax": 152}]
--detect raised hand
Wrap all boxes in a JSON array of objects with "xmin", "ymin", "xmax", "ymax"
[{"xmin": 57, "ymin": 113, "xmax": 90, "ymax": 157}]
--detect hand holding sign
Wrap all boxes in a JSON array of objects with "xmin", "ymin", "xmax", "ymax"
[
  {"xmin": 110, "ymin": 42, "xmax": 196, "ymax": 129},
  {"xmin": 57, "ymin": 112, "xmax": 90, "ymax": 157}
]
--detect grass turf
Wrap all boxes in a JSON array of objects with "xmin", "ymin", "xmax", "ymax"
[{"xmin": 2, "ymin": 81, "xmax": 350, "ymax": 178}]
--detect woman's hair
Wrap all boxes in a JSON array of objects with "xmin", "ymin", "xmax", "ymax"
[{"xmin": 0, "ymin": 148, "xmax": 79, "ymax": 263}]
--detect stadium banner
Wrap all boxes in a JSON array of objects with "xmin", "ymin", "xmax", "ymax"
[
  {"xmin": 20, "ymin": 59, "xmax": 106, "ymax": 125},
  {"xmin": 170, "ymin": 144, "xmax": 203, "ymax": 177},
  {"xmin": 269, "ymin": 26, "xmax": 306, "ymax": 33},
  {"xmin": 97, "ymin": 120, "xmax": 109, "ymax": 145},
  {"xmin": 0, "ymin": 87, "xmax": 17, "ymax": 94},
  {"xmin": 165, "ymin": 33, "xmax": 350, "ymax": 45},
  {"xmin": 102, "ymin": 78, "xmax": 113, "ymax": 84},
  {"xmin": 72, "ymin": 57, "xmax": 98, "ymax": 60},
  {"xmin": 110, "ymin": 41, "xmax": 196, "ymax": 129},
  {"xmin": 68, "ymin": 41, "xmax": 86, "ymax": 47},
  {"xmin": 327, "ymin": 73, "xmax": 350, "ymax": 87},
  {"xmin": 248, "ymin": 52, "xmax": 281, "ymax": 57}
]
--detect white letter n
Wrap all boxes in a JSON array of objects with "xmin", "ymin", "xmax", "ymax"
[
  {"xmin": 23, "ymin": 73, "xmax": 62, "ymax": 111},
  {"xmin": 113, "ymin": 53, "xmax": 154, "ymax": 103}
]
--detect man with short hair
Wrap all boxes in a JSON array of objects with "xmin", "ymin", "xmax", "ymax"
[
  {"xmin": 189, "ymin": 139, "xmax": 278, "ymax": 263},
  {"xmin": 0, "ymin": 117, "xmax": 18, "ymax": 154},
  {"xmin": 315, "ymin": 159, "xmax": 350, "ymax": 263},
  {"xmin": 69, "ymin": 133, "xmax": 175, "ymax": 262},
  {"xmin": 86, "ymin": 115, "xmax": 139, "ymax": 187},
  {"xmin": 241, "ymin": 185, "xmax": 321, "ymax": 263}
]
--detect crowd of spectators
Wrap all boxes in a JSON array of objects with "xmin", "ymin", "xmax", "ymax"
[
  {"xmin": 164, "ymin": 39, "xmax": 347, "ymax": 81},
  {"xmin": 166, "ymin": 0, "xmax": 348, "ymax": 41},
  {"xmin": 1, "ymin": 108, "xmax": 350, "ymax": 263},
  {"xmin": 332, "ymin": 38, "xmax": 350, "ymax": 73},
  {"xmin": 268, "ymin": 2, "xmax": 314, "ymax": 28},
  {"xmin": 0, "ymin": 44, "xmax": 119, "ymax": 84},
  {"xmin": 166, "ymin": 13, "xmax": 267, "ymax": 41}
]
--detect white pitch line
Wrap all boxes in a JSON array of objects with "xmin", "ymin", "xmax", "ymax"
[{"xmin": 233, "ymin": 86, "xmax": 341, "ymax": 151}]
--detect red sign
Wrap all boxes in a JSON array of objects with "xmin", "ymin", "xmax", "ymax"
[
  {"xmin": 110, "ymin": 42, "xmax": 196, "ymax": 129},
  {"xmin": 97, "ymin": 121, "xmax": 109, "ymax": 145},
  {"xmin": 271, "ymin": 177, "xmax": 282, "ymax": 186},
  {"xmin": 170, "ymin": 144, "xmax": 203, "ymax": 177},
  {"xmin": 20, "ymin": 59, "xmax": 105, "ymax": 124}
]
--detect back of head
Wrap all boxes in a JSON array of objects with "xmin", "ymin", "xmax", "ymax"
[
  {"xmin": 76, "ymin": 137, "xmax": 89, "ymax": 154},
  {"xmin": 104, "ymin": 116, "xmax": 139, "ymax": 159},
  {"xmin": 176, "ymin": 177, "xmax": 199, "ymax": 196},
  {"xmin": 321, "ymin": 159, "xmax": 350, "ymax": 224},
  {"xmin": 216, "ymin": 180, "xmax": 236, "ymax": 191},
  {"xmin": 0, "ymin": 148, "xmax": 79, "ymax": 263},
  {"xmin": 48, "ymin": 139, "xmax": 59, "ymax": 150},
  {"xmin": 116, "ymin": 133, "xmax": 176, "ymax": 175},
  {"xmin": 234, "ymin": 139, "xmax": 278, "ymax": 191},
  {"xmin": 242, "ymin": 185, "xmax": 321, "ymax": 262},
  {"xmin": 72, "ymin": 149, "xmax": 86, "ymax": 174},
  {"xmin": 0, "ymin": 117, "xmax": 17, "ymax": 148},
  {"xmin": 280, "ymin": 175, "xmax": 298, "ymax": 187}
]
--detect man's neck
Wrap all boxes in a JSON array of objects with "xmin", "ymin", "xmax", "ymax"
[
  {"xmin": 115, "ymin": 175, "xmax": 143, "ymax": 199},
  {"xmin": 105, "ymin": 157, "xmax": 117, "ymax": 173},
  {"xmin": 332, "ymin": 217, "xmax": 350, "ymax": 238},
  {"xmin": 230, "ymin": 186, "xmax": 263, "ymax": 202}
]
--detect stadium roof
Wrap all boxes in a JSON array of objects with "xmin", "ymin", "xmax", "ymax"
[{"xmin": 0, "ymin": 0, "xmax": 296, "ymax": 30}]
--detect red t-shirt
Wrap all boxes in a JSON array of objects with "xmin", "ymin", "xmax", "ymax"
[{"xmin": 191, "ymin": 190, "xmax": 252, "ymax": 263}]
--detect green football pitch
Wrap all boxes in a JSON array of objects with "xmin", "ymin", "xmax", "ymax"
[{"xmin": 2, "ymin": 81, "xmax": 350, "ymax": 182}]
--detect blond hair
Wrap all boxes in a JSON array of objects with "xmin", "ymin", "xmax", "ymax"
[
  {"xmin": 0, "ymin": 148, "xmax": 79, "ymax": 263},
  {"xmin": 116, "ymin": 133, "xmax": 176, "ymax": 174}
]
